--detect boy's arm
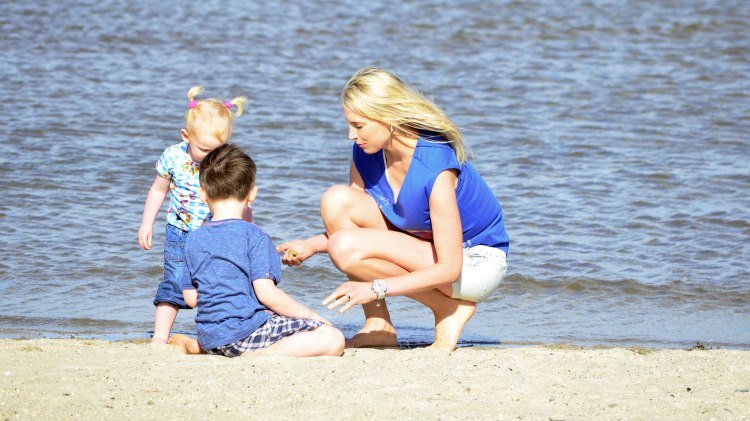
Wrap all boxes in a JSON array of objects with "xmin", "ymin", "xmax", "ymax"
[
  {"xmin": 138, "ymin": 175, "xmax": 170, "ymax": 250},
  {"xmin": 253, "ymin": 278, "xmax": 330, "ymax": 325},
  {"xmin": 182, "ymin": 289, "xmax": 198, "ymax": 308}
]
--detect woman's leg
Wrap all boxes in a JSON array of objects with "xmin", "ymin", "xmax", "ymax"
[
  {"xmin": 321, "ymin": 185, "xmax": 476, "ymax": 351},
  {"xmin": 321, "ymin": 185, "xmax": 400, "ymax": 347}
]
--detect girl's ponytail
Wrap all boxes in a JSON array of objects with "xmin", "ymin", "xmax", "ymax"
[
  {"xmin": 187, "ymin": 86, "xmax": 204, "ymax": 102},
  {"xmin": 226, "ymin": 96, "xmax": 248, "ymax": 118}
]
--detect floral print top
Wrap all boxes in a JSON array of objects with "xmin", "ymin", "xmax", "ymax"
[{"xmin": 156, "ymin": 141, "xmax": 211, "ymax": 232}]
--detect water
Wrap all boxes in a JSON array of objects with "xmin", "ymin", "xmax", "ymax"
[{"xmin": 1, "ymin": 0, "xmax": 748, "ymax": 349}]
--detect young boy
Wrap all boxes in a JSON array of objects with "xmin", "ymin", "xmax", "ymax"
[{"xmin": 169, "ymin": 144, "xmax": 344, "ymax": 357}]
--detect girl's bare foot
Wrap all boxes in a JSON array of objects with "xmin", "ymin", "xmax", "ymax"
[
  {"xmin": 428, "ymin": 299, "xmax": 476, "ymax": 352},
  {"xmin": 168, "ymin": 334, "xmax": 202, "ymax": 354}
]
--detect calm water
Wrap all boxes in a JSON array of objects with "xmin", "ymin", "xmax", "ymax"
[{"xmin": 1, "ymin": 1, "xmax": 748, "ymax": 349}]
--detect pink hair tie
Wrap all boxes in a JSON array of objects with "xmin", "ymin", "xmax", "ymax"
[
  {"xmin": 224, "ymin": 101, "xmax": 233, "ymax": 108},
  {"xmin": 188, "ymin": 100, "xmax": 198, "ymax": 109}
]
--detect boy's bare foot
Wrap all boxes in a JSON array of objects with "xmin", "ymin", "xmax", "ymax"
[
  {"xmin": 345, "ymin": 319, "xmax": 398, "ymax": 348},
  {"xmin": 150, "ymin": 336, "xmax": 169, "ymax": 346},
  {"xmin": 427, "ymin": 299, "xmax": 476, "ymax": 352},
  {"xmin": 168, "ymin": 334, "xmax": 202, "ymax": 354}
]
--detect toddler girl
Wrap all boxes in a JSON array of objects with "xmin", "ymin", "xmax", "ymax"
[{"xmin": 138, "ymin": 86, "xmax": 248, "ymax": 345}]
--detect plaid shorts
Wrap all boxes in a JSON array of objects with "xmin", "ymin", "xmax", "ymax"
[{"xmin": 206, "ymin": 312, "xmax": 323, "ymax": 358}]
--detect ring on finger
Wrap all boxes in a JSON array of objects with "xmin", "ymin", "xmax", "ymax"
[{"xmin": 343, "ymin": 294, "xmax": 351, "ymax": 301}]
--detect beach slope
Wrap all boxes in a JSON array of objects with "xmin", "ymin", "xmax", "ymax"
[{"xmin": 1, "ymin": 339, "xmax": 748, "ymax": 419}]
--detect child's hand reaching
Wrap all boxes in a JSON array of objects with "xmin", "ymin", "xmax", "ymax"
[
  {"xmin": 276, "ymin": 239, "xmax": 315, "ymax": 266},
  {"xmin": 138, "ymin": 224, "xmax": 153, "ymax": 250}
]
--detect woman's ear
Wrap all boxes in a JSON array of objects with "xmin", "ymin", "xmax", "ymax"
[{"xmin": 180, "ymin": 128, "xmax": 190, "ymax": 143}]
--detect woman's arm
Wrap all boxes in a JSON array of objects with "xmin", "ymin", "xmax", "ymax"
[
  {"xmin": 253, "ymin": 278, "xmax": 330, "ymax": 324},
  {"xmin": 138, "ymin": 175, "xmax": 170, "ymax": 250},
  {"xmin": 278, "ymin": 160, "xmax": 365, "ymax": 265},
  {"xmin": 276, "ymin": 234, "xmax": 327, "ymax": 266},
  {"xmin": 349, "ymin": 158, "xmax": 366, "ymax": 191},
  {"xmin": 376, "ymin": 169, "xmax": 464, "ymax": 293},
  {"xmin": 324, "ymin": 170, "xmax": 464, "ymax": 311}
]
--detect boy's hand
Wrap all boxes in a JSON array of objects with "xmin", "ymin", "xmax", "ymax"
[
  {"xmin": 311, "ymin": 314, "xmax": 333, "ymax": 326},
  {"xmin": 138, "ymin": 224, "xmax": 153, "ymax": 250},
  {"xmin": 276, "ymin": 239, "xmax": 315, "ymax": 266}
]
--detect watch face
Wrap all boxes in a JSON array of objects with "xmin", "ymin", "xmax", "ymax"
[{"xmin": 372, "ymin": 279, "xmax": 387, "ymax": 297}]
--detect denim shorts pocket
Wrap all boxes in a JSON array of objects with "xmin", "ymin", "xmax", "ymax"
[
  {"xmin": 164, "ymin": 225, "xmax": 188, "ymax": 262},
  {"xmin": 164, "ymin": 240, "xmax": 185, "ymax": 262}
]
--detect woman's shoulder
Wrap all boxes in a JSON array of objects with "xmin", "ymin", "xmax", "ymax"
[{"xmin": 413, "ymin": 132, "xmax": 461, "ymax": 174}]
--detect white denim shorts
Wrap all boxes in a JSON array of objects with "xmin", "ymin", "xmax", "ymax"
[{"xmin": 451, "ymin": 245, "xmax": 507, "ymax": 303}]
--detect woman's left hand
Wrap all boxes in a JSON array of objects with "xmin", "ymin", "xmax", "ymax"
[{"xmin": 322, "ymin": 281, "xmax": 377, "ymax": 313}]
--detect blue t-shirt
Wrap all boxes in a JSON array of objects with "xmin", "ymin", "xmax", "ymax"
[
  {"xmin": 183, "ymin": 219, "xmax": 281, "ymax": 350},
  {"xmin": 353, "ymin": 132, "xmax": 509, "ymax": 253}
]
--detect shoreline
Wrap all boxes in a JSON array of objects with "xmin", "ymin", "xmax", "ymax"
[{"xmin": 1, "ymin": 338, "xmax": 749, "ymax": 419}]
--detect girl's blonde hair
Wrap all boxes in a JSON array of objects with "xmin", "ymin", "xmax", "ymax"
[
  {"xmin": 185, "ymin": 86, "xmax": 247, "ymax": 143},
  {"xmin": 341, "ymin": 67, "xmax": 470, "ymax": 163}
]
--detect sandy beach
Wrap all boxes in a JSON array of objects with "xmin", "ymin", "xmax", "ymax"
[{"xmin": 0, "ymin": 339, "xmax": 747, "ymax": 419}]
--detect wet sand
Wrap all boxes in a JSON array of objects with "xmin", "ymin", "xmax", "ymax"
[{"xmin": 1, "ymin": 339, "xmax": 748, "ymax": 419}]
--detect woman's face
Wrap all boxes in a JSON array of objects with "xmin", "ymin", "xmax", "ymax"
[{"xmin": 343, "ymin": 106, "xmax": 391, "ymax": 154}]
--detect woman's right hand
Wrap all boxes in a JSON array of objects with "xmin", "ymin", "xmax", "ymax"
[{"xmin": 276, "ymin": 239, "xmax": 316, "ymax": 266}]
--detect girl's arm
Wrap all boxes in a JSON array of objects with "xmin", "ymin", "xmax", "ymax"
[
  {"xmin": 138, "ymin": 175, "xmax": 171, "ymax": 250},
  {"xmin": 253, "ymin": 279, "xmax": 330, "ymax": 325}
]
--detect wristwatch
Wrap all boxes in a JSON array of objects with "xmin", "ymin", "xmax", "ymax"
[{"xmin": 371, "ymin": 279, "xmax": 387, "ymax": 300}]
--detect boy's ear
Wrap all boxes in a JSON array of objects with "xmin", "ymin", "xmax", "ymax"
[
  {"xmin": 247, "ymin": 185, "xmax": 258, "ymax": 204},
  {"xmin": 180, "ymin": 128, "xmax": 190, "ymax": 143},
  {"xmin": 198, "ymin": 187, "xmax": 208, "ymax": 204}
]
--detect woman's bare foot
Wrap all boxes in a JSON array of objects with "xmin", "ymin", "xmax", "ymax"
[
  {"xmin": 428, "ymin": 299, "xmax": 476, "ymax": 352},
  {"xmin": 168, "ymin": 334, "xmax": 203, "ymax": 354},
  {"xmin": 345, "ymin": 319, "xmax": 398, "ymax": 348}
]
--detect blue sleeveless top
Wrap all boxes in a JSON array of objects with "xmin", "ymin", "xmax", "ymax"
[{"xmin": 352, "ymin": 133, "xmax": 509, "ymax": 254}]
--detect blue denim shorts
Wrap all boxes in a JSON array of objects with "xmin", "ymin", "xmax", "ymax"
[{"xmin": 153, "ymin": 224, "xmax": 190, "ymax": 309}]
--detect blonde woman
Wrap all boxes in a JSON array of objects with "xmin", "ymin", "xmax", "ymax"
[
  {"xmin": 138, "ymin": 86, "xmax": 249, "ymax": 345},
  {"xmin": 278, "ymin": 67, "xmax": 509, "ymax": 351}
]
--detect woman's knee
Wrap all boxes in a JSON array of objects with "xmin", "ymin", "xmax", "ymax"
[
  {"xmin": 327, "ymin": 229, "xmax": 363, "ymax": 272},
  {"xmin": 320, "ymin": 185, "xmax": 355, "ymax": 221}
]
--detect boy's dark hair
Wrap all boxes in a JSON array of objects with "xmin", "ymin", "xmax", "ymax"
[{"xmin": 199, "ymin": 144, "xmax": 256, "ymax": 201}]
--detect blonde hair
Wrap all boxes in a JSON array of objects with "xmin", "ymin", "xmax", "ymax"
[
  {"xmin": 185, "ymin": 86, "xmax": 248, "ymax": 143},
  {"xmin": 342, "ymin": 67, "xmax": 470, "ymax": 163}
]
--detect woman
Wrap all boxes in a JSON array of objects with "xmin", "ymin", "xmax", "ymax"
[{"xmin": 277, "ymin": 67, "xmax": 509, "ymax": 351}]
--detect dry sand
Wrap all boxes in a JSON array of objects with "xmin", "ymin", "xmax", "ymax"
[{"xmin": 0, "ymin": 339, "xmax": 748, "ymax": 419}]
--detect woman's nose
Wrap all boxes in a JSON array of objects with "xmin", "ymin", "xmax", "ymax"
[{"xmin": 348, "ymin": 127, "xmax": 358, "ymax": 140}]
